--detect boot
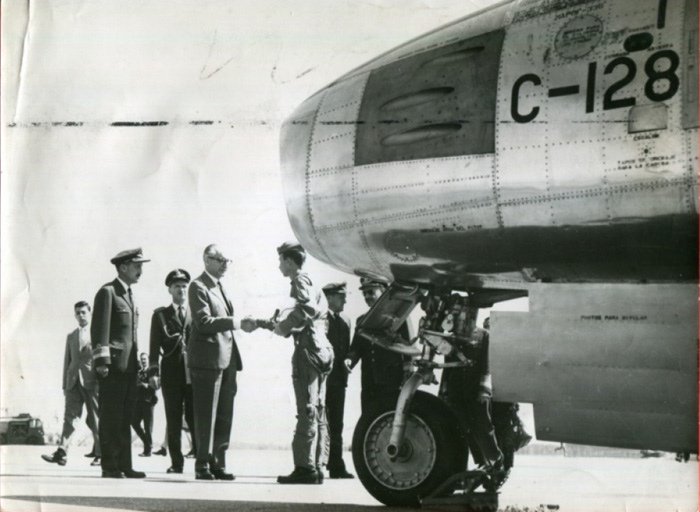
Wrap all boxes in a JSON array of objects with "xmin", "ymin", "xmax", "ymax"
[
  {"xmin": 41, "ymin": 448, "xmax": 67, "ymax": 466},
  {"xmin": 277, "ymin": 466, "xmax": 320, "ymax": 484}
]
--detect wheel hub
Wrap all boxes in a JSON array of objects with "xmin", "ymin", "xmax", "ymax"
[{"xmin": 363, "ymin": 411, "xmax": 437, "ymax": 490}]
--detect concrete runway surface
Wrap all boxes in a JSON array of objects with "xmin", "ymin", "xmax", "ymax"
[{"xmin": 0, "ymin": 446, "xmax": 696, "ymax": 512}]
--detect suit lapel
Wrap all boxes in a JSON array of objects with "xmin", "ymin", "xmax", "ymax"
[
  {"xmin": 201, "ymin": 272, "xmax": 232, "ymax": 315},
  {"xmin": 114, "ymin": 279, "xmax": 133, "ymax": 311}
]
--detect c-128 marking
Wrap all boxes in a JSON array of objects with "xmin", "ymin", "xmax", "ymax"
[{"xmin": 511, "ymin": 49, "xmax": 680, "ymax": 123}]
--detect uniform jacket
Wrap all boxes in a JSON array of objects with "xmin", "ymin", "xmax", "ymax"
[
  {"xmin": 149, "ymin": 304, "xmax": 191, "ymax": 378},
  {"xmin": 63, "ymin": 327, "xmax": 97, "ymax": 391},
  {"xmin": 347, "ymin": 313, "xmax": 410, "ymax": 392},
  {"xmin": 91, "ymin": 279, "xmax": 139, "ymax": 373},
  {"xmin": 325, "ymin": 311, "xmax": 351, "ymax": 387},
  {"xmin": 187, "ymin": 272, "xmax": 242, "ymax": 371}
]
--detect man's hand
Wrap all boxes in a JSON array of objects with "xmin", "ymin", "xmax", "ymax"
[
  {"xmin": 96, "ymin": 365, "xmax": 109, "ymax": 378},
  {"xmin": 149, "ymin": 376, "xmax": 160, "ymax": 390},
  {"xmin": 241, "ymin": 317, "xmax": 258, "ymax": 333},
  {"xmin": 343, "ymin": 358, "xmax": 353, "ymax": 373}
]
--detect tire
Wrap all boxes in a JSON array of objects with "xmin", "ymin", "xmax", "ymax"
[{"xmin": 352, "ymin": 391, "xmax": 467, "ymax": 506}]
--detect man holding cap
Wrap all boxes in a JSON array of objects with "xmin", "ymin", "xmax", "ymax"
[
  {"xmin": 92, "ymin": 248, "xmax": 150, "ymax": 478},
  {"xmin": 322, "ymin": 282, "xmax": 354, "ymax": 479},
  {"xmin": 273, "ymin": 242, "xmax": 333, "ymax": 484},
  {"xmin": 148, "ymin": 269, "xmax": 196, "ymax": 474},
  {"xmin": 345, "ymin": 278, "xmax": 411, "ymax": 414}
]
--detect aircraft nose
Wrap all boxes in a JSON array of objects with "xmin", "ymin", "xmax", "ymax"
[{"xmin": 279, "ymin": 92, "xmax": 331, "ymax": 264}]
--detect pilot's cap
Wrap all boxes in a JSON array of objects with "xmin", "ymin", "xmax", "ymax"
[
  {"xmin": 276, "ymin": 241, "xmax": 305, "ymax": 257},
  {"xmin": 110, "ymin": 248, "xmax": 150, "ymax": 266},
  {"xmin": 323, "ymin": 282, "xmax": 347, "ymax": 296},
  {"xmin": 359, "ymin": 277, "xmax": 387, "ymax": 291},
  {"xmin": 165, "ymin": 268, "xmax": 191, "ymax": 287}
]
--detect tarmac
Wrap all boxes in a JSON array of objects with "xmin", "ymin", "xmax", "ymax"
[{"xmin": 0, "ymin": 445, "xmax": 697, "ymax": 512}]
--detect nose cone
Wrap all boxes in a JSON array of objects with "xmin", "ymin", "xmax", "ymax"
[{"xmin": 279, "ymin": 91, "xmax": 331, "ymax": 265}]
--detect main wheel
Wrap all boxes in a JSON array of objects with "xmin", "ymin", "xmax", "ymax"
[{"xmin": 352, "ymin": 391, "xmax": 467, "ymax": 506}]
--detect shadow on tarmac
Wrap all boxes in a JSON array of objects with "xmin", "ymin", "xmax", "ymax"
[{"xmin": 3, "ymin": 496, "xmax": 435, "ymax": 512}]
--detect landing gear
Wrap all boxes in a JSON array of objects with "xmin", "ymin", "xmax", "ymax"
[{"xmin": 352, "ymin": 391, "xmax": 467, "ymax": 506}]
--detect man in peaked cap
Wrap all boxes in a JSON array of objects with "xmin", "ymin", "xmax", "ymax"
[
  {"xmin": 322, "ymin": 282, "xmax": 354, "ymax": 479},
  {"xmin": 148, "ymin": 269, "xmax": 196, "ymax": 474},
  {"xmin": 272, "ymin": 241, "xmax": 333, "ymax": 484},
  {"xmin": 345, "ymin": 278, "xmax": 411, "ymax": 414},
  {"xmin": 91, "ymin": 248, "xmax": 150, "ymax": 478}
]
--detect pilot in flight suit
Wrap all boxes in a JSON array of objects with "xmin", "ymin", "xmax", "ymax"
[{"xmin": 273, "ymin": 242, "xmax": 334, "ymax": 485}]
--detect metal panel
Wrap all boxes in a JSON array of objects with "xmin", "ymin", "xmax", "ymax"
[
  {"xmin": 490, "ymin": 283, "xmax": 698, "ymax": 452},
  {"xmin": 355, "ymin": 30, "xmax": 505, "ymax": 165}
]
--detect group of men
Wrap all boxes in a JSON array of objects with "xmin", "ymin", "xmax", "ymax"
[{"xmin": 42, "ymin": 241, "xmax": 410, "ymax": 484}]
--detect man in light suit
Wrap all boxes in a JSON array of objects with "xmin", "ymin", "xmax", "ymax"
[
  {"xmin": 42, "ymin": 301, "xmax": 101, "ymax": 467},
  {"xmin": 92, "ymin": 248, "xmax": 150, "ymax": 479},
  {"xmin": 187, "ymin": 244, "xmax": 255, "ymax": 481},
  {"xmin": 148, "ymin": 269, "xmax": 196, "ymax": 474}
]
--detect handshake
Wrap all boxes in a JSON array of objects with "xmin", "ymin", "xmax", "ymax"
[{"xmin": 240, "ymin": 310, "xmax": 281, "ymax": 334}]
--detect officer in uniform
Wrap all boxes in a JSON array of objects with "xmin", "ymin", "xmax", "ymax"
[
  {"xmin": 321, "ymin": 282, "xmax": 354, "ymax": 479},
  {"xmin": 92, "ymin": 248, "xmax": 150, "ymax": 479},
  {"xmin": 272, "ymin": 242, "xmax": 333, "ymax": 484},
  {"xmin": 148, "ymin": 269, "xmax": 196, "ymax": 474},
  {"xmin": 344, "ymin": 278, "xmax": 411, "ymax": 414}
]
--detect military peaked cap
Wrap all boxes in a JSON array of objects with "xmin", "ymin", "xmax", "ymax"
[
  {"xmin": 322, "ymin": 282, "xmax": 347, "ymax": 296},
  {"xmin": 165, "ymin": 268, "xmax": 191, "ymax": 287},
  {"xmin": 110, "ymin": 248, "xmax": 150, "ymax": 266}
]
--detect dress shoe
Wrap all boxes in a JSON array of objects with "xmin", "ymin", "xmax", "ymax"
[
  {"xmin": 184, "ymin": 450, "xmax": 196, "ymax": 459},
  {"xmin": 211, "ymin": 468, "xmax": 235, "ymax": 481},
  {"xmin": 90, "ymin": 457, "xmax": 102, "ymax": 467},
  {"xmin": 139, "ymin": 450, "xmax": 152, "ymax": 457},
  {"xmin": 195, "ymin": 468, "xmax": 215, "ymax": 480},
  {"xmin": 41, "ymin": 448, "xmax": 67, "ymax": 466},
  {"xmin": 167, "ymin": 466, "xmax": 183, "ymax": 474},
  {"xmin": 277, "ymin": 466, "xmax": 321, "ymax": 484},
  {"xmin": 329, "ymin": 470, "xmax": 354, "ymax": 479},
  {"xmin": 153, "ymin": 447, "xmax": 167, "ymax": 456},
  {"xmin": 102, "ymin": 470, "xmax": 125, "ymax": 479},
  {"xmin": 84, "ymin": 451, "xmax": 96, "ymax": 458},
  {"xmin": 316, "ymin": 467, "xmax": 324, "ymax": 484},
  {"xmin": 122, "ymin": 469, "xmax": 146, "ymax": 478}
]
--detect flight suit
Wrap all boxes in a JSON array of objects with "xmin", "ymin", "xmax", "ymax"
[{"xmin": 276, "ymin": 273, "xmax": 334, "ymax": 471}]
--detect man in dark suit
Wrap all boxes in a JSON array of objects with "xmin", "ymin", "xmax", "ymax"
[
  {"xmin": 91, "ymin": 248, "xmax": 150, "ymax": 479},
  {"xmin": 131, "ymin": 352, "xmax": 157, "ymax": 456},
  {"xmin": 187, "ymin": 244, "xmax": 255, "ymax": 481},
  {"xmin": 321, "ymin": 282, "xmax": 354, "ymax": 479},
  {"xmin": 42, "ymin": 301, "xmax": 101, "ymax": 467},
  {"xmin": 345, "ymin": 278, "xmax": 411, "ymax": 414},
  {"xmin": 148, "ymin": 269, "xmax": 196, "ymax": 474}
]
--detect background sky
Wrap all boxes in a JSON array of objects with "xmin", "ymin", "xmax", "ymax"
[{"xmin": 1, "ymin": 0, "xmax": 530, "ymax": 447}]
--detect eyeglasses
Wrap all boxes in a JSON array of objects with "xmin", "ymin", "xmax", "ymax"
[{"xmin": 207, "ymin": 255, "xmax": 232, "ymax": 265}]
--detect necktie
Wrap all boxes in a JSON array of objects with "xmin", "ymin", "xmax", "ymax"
[
  {"xmin": 218, "ymin": 282, "xmax": 231, "ymax": 314},
  {"xmin": 127, "ymin": 287, "xmax": 134, "ymax": 308},
  {"xmin": 178, "ymin": 306, "xmax": 185, "ymax": 324}
]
